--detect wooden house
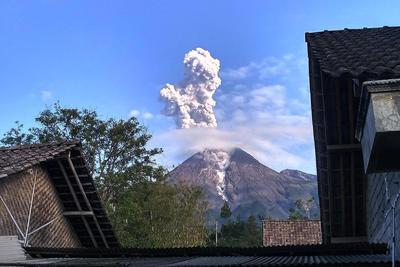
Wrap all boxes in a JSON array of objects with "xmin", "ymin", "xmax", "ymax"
[{"xmin": 0, "ymin": 141, "xmax": 119, "ymax": 248}]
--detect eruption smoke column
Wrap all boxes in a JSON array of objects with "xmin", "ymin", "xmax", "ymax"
[{"xmin": 160, "ymin": 48, "xmax": 221, "ymax": 128}]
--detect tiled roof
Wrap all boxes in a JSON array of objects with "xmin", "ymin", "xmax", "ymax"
[
  {"xmin": 263, "ymin": 220, "xmax": 322, "ymax": 246},
  {"xmin": 305, "ymin": 26, "xmax": 400, "ymax": 77},
  {"xmin": 0, "ymin": 141, "xmax": 80, "ymax": 178}
]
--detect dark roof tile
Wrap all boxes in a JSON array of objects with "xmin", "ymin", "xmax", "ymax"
[
  {"xmin": 306, "ymin": 26, "xmax": 400, "ymax": 77},
  {"xmin": 0, "ymin": 141, "xmax": 79, "ymax": 177}
]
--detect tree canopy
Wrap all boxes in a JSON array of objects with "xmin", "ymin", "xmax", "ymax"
[
  {"xmin": 220, "ymin": 201, "xmax": 232, "ymax": 219},
  {"xmin": 1, "ymin": 103, "xmax": 208, "ymax": 247},
  {"xmin": 288, "ymin": 197, "xmax": 316, "ymax": 220}
]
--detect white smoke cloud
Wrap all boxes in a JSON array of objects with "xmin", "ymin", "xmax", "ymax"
[
  {"xmin": 153, "ymin": 82, "xmax": 315, "ymax": 173},
  {"xmin": 160, "ymin": 48, "xmax": 221, "ymax": 128}
]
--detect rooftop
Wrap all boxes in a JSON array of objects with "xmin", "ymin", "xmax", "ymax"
[
  {"xmin": 263, "ymin": 220, "xmax": 322, "ymax": 246},
  {"xmin": 306, "ymin": 26, "xmax": 400, "ymax": 77},
  {"xmin": 0, "ymin": 141, "xmax": 79, "ymax": 178},
  {"xmin": 0, "ymin": 244, "xmax": 391, "ymax": 266}
]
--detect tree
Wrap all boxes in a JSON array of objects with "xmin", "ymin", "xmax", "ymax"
[
  {"xmin": 288, "ymin": 197, "xmax": 316, "ymax": 220},
  {"xmin": 218, "ymin": 214, "xmax": 262, "ymax": 247},
  {"xmin": 288, "ymin": 207, "xmax": 304, "ymax": 220},
  {"xmin": 112, "ymin": 182, "xmax": 208, "ymax": 247},
  {"xmin": 220, "ymin": 201, "xmax": 232, "ymax": 219},
  {"xmin": 1, "ymin": 103, "xmax": 209, "ymax": 247},
  {"xmin": 1, "ymin": 103, "xmax": 163, "ymax": 192}
]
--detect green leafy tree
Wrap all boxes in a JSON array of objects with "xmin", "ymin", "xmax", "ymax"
[
  {"xmin": 220, "ymin": 201, "xmax": 232, "ymax": 219},
  {"xmin": 288, "ymin": 207, "xmax": 304, "ymax": 220},
  {"xmin": 243, "ymin": 215, "xmax": 261, "ymax": 246},
  {"xmin": 1, "ymin": 103, "xmax": 163, "ymax": 194},
  {"xmin": 112, "ymin": 182, "xmax": 208, "ymax": 247},
  {"xmin": 218, "ymin": 214, "xmax": 262, "ymax": 247},
  {"xmin": 1, "ymin": 103, "xmax": 208, "ymax": 247}
]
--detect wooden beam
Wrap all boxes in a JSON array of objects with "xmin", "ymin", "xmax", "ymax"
[
  {"xmin": 63, "ymin": 211, "xmax": 94, "ymax": 216},
  {"xmin": 348, "ymin": 78, "xmax": 358, "ymax": 237},
  {"xmin": 320, "ymin": 70, "xmax": 333, "ymax": 242},
  {"xmin": 57, "ymin": 159, "xmax": 98, "ymax": 248},
  {"xmin": 327, "ymin": 144, "xmax": 361, "ymax": 151},
  {"xmin": 67, "ymin": 155, "xmax": 109, "ymax": 248}
]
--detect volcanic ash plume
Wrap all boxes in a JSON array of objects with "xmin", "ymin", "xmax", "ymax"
[{"xmin": 160, "ymin": 48, "xmax": 221, "ymax": 128}]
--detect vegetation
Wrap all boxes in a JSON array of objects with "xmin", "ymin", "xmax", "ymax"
[
  {"xmin": 112, "ymin": 182, "xmax": 208, "ymax": 247},
  {"xmin": 288, "ymin": 197, "xmax": 316, "ymax": 220},
  {"xmin": 220, "ymin": 201, "xmax": 232, "ymax": 219},
  {"xmin": 1, "ymin": 103, "xmax": 208, "ymax": 247},
  {"xmin": 212, "ymin": 202, "xmax": 262, "ymax": 247}
]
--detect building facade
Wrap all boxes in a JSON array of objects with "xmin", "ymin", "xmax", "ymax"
[{"xmin": 306, "ymin": 26, "xmax": 400, "ymax": 257}]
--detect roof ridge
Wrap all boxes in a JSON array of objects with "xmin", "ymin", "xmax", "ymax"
[
  {"xmin": 0, "ymin": 140, "xmax": 80, "ymax": 151},
  {"xmin": 363, "ymin": 78, "xmax": 400, "ymax": 86},
  {"xmin": 306, "ymin": 25, "xmax": 400, "ymax": 38}
]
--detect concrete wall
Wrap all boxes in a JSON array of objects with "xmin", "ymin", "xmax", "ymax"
[
  {"xmin": 367, "ymin": 171, "xmax": 400, "ymax": 258},
  {"xmin": 0, "ymin": 166, "xmax": 81, "ymax": 248}
]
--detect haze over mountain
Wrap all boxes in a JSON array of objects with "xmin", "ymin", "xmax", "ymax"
[{"xmin": 167, "ymin": 148, "xmax": 319, "ymax": 220}]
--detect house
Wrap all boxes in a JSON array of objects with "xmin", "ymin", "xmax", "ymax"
[
  {"xmin": 263, "ymin": 220, "xmax": 322, "ymax": 246},
  {"xmin": 306, "ymin": 26, "xmax": 400, "ymax": 257},
  {"xmin": 0, "ymin": 141, "xmax": 119, "ymax": 248}
]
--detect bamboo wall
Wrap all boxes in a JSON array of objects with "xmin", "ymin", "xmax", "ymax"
[{"xmin": 0, "ymin": 165, "xmax": 81, "ymax": 247}]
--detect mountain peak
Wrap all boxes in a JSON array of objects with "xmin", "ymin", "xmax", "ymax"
[
  {"xmin": 168, "ymin": 148, "xmax": 319, "ymax": 220},
  {"xmin": 230, "ymin": 148, "xmax": 260, "ymax": 164}
]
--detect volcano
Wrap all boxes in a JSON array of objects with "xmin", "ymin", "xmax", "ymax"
[{"xmin": 167, "ymin": 148, "xmax": 319, "ymax": 220}]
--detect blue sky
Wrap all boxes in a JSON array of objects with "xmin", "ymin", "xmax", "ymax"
[{"xmin": 1, "ymin": 0, "xmax": 400, "ymax": 173}]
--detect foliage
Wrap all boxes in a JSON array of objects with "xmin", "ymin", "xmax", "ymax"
[
  {"xmin": 288, "ymin": 208, "xmax": 305, "ymax": 220},
  {"xmin": 288, "ymin": 197, "xmax": 316, "ymax": 220},
  {"xmin": 220, "ymin": 201, "xmax": 232, "ymax": 219},
  {"xmin": 217, "ymin": 215, "xmax": 262, "ymax": 247},
  {"xmin": 111, "ymin": 182, "xmax": 208, "ymax": 247},
  {"xmin": 1, "ymin": 103, "xmax": 209, "ymax": 247},
  {"xmin": 213, "ymin": 201, "xmax": 262, "ymax": 247}
]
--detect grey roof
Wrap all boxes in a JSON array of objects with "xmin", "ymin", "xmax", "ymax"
[
  {"xmin": 0, "ymin": 141, "xmax": 79, "ymax": 178},
  {"xmin": 362, "ymin": 78, "xmax": 400, "ymax": 92},
  {"xmin": 306, "ymin": 26, "xmax": 400, "ymax": 77},
  {"xmin": 0, "ymin": 254, "xmax": 394, "ymax": 266}
]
